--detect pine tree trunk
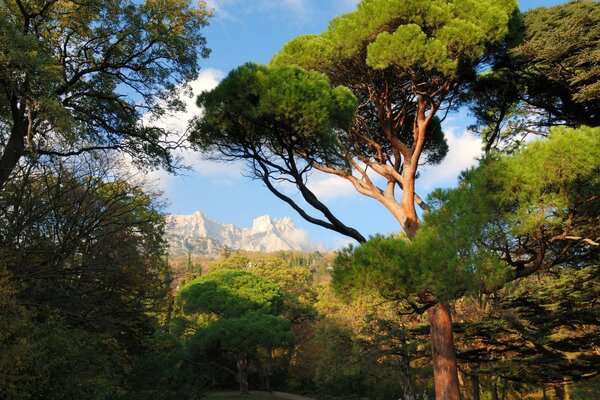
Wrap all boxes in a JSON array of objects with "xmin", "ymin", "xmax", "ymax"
[
  {"xmin": 265, "ymin": 349, "xmax": 273, "ymax": 392},
  {"xmin": 554, "ymin": 382, "xmax": 571, "ymax": 400},
  {"xmin": 237, "ymin": 357, "xmax": 249, "ymax": 394},
  {"xmin": 428, "ymin": 302, "xmax": 460, "ymax": 400}
]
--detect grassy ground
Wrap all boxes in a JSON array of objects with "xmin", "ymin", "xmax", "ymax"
[{"xmin": 205, "ymin": 391, "xmax": 281, "ymax": 400}]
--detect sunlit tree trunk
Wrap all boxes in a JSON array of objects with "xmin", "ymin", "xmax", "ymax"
[{"xmin": 428, "ymin": 303, "xmax": 461, "ymax": 400}]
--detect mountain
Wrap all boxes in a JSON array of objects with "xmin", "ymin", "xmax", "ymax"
[{"xmin": 165, "ymin": 211, "xmax": 327, "ymax": 256}]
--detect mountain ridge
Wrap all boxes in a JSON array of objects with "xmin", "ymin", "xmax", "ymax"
[{"xmin": 165, "ymin": 211, "xmax": 327, "ymax": 256}]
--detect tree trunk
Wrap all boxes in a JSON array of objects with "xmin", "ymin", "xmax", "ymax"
[
  {"xmin": 472, "ymin": 374, "xmax": 480, "ymax": 400},
  {"xmin": 554, "ymin": 382, "xmax": 571, "ymax": 400},
  {"xmin": 555, "ymin": 385, "xmax": 565, "ymax": 400},
  {"xmin": 265, "ymin": 349, "xmax": 273, "ymax": 392},
  {"xmin": 500, "ymin": 378, "xmax": 508, "ymax": 400},
  {"xmin": 491, "ymin": 375, "xmax": 499, "ymax": 400},
  {"xmin": 0, "ymin": 123, "xmax": 26, "ymax": 190},
  {"xmin": 428, "ymin": 303, "xmax": 460, "ymax": 400},
  {"xmin": 237, "ymin": 357, "xmax": 249, "ymax": 394}
]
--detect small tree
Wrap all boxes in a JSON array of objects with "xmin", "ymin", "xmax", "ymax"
[{"xmin": 180, "ymin": 269, "xmax": 294, "ymax": 393}]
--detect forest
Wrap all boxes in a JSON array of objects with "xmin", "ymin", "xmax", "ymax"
[{"xmin": 0, "ymin": 0, "xmax": 598, "ymax": 399}]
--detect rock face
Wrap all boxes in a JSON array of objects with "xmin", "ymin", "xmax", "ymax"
[{"xmin": 165, "ymin": 211, "xmax": 326, "ymax": 256}]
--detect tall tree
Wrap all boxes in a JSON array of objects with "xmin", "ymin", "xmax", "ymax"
[
  {"xmin": 0, "ymin": 0, "xmax": 211, "ymax": 189},
  {"xmin": 191, "ymin": 1, "xmax": 518, "ymax": 397},
  {"xmin": 334, "ymin": 125, "xmax": 599, "ymax": 396},
  {"xmin": 191, "ymin": 63, "xmax": 366, "ymax": 242}
]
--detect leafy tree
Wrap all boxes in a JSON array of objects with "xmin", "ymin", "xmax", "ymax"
[
  {"xmin": 123, "ymin": 332, "xmax": 208, "ymax": 400},
  {"xmin": 180, "ymin": 270, "xmax": 293, "ymax": 393},
  {"xmin": 0, "ymin": 0, "xmax": 211, "ymax": 189},
  {"xmin": 0, "ymin": 155, "xmax": 171, "ymax": 371},
  {"xmin": 425, "ymin": 125, "xmax": 599, "ymax": 284},
  {"xmin": 467, "ymin": 1, "xmax": 600, "ymax": 152},
  {"xmin": 179, "ymin": 269, "xmax": 283, "ymax": 318},
  {"xmin": 0, "ymin": 269, "xmax": 35, "ymax": 399},
  {"xmin": 191, "ymin": 1, "xmax": 518, "ymax": 397},
  {"xmin": 191, "ymin": 63, "xmax": 365, "ymax": 242},
  {"xmin": 210, "ymin": 253, "xmax": 316, "ymax": 321},
  {"xmin": 188, "ymin": 312, "xmax": 294, "ymax": 394},
  {"xmin": 454, "ymin": 266, "xmax": 600, "ymax": 388}
]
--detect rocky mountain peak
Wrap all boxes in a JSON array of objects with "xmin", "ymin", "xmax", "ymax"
[
  {"xmin": 165, "ymin": 212, "xmax": 326, "ymax": 256},
  {"xmin": 250, "ymin": 215, "xmax": 274, "ymax": 234}
]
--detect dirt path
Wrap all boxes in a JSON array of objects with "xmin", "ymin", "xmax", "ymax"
[{"xmin": 272, "ymin": 391, "xmax": 316, "ymax": 400}]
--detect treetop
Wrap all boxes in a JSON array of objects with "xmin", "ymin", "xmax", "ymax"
[{"xmin": 272, "ymin": 0, "xmax": 518, "ymax": 77}]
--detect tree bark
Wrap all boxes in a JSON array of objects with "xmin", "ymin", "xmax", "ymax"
[
  {"xmin": 472, "ymin": 374, "xmax": 480, "ymax": 400},
  {"xmin": 0, "ymin": 123, "xmax": 26, "ymax": 190},
  {"xmin": 500, "ymin": 378, "xmax": 508, "ymax": 400},
  {"xmin": 237, "ymin": 357, "xmax": 249, "ymax": 394},
  {"xmin": 554, "ymin": 382, "xmax": 571, "ymax": 400},
  {"xmin": 491, "ymin": 375, "xmax": 499, "ymax": 400},
  {"xmin": 265, "ymin": 349, "xmax": 273, "ymax": 392},
  {"xmin": 428, "ymin": 303, "xmax": 461, "ymax": 400}
]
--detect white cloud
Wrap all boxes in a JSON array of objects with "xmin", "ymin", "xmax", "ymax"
[
  {"xmin": 148, "ymin": 68, "xmax": 225, "ymax": 134},
  {"xmin": 206, "ymin": 0, "xmax": 310, "ymax": 22},
  {"xmin": 140, "ymin": 68, "xmax": 249, "ymax": 191},
  {"xmin": 330, "ymin": 235, "xmax": 356, "ymax": 250},
  {"xmin": 417, "ymin": 128, "xmax": 483, "ymax": 192},
  {"xmin": 306, "ymin": 173, "xmax": 358, "ymax": 202}
]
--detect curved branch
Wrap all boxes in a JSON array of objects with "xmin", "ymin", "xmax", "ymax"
[{"xmin": 256, "ymin": 160, "xmax": 366, "ymax": 244}]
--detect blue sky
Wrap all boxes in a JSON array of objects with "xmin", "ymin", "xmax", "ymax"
[{"xmin": 152, "ymin": 0, "xmax": 567, "ymax": 249}]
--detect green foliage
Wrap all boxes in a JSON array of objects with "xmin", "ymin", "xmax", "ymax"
[
  {"xmin": 190, "ymin": 61, "xmax": 367, "ymax": 242},
  {"xmin": 191, "ymin": 62, "xmax": 356, "ymax": 170},
  {"xmin": 179, "ymin": 267, "xmax": 295, "ymax": 392},
  {"xmin": 428, "ymin": 126, "xmax": 599, "ymax": 276},
  {"xmin": 333, "ymin": 232, "xmax": 505, "ymax": 306},
  {"xmin": 25, "ymin": 319, "xmax": 123, "ymax": 400},
  {"xmin": 299, "ymin": 283, "xmax": 426, "ymax": 399},
  {"xmin": 272, "ymin": 0, "xmax": 517, "ymax": 77},
  {"xmin": 514, "ymin": 0, "xmax": 600, "ymax": 105},
  {"xmin": 0, "ymin": 0, "xmax": 211, "ymax": 186},
  {"xmin": 121, "ymin": 332, "xmax": 207, "ymax": 400},
  {"xmin": 211, "ymin": 253, "xmax": 313, "ymax": 298},
  {"xmin": 467, "ymin": 1, "xmax": 600, "ymax": 152},
  {"xmin": 312, "ymin": 321, "xmax": 364, "ymax": 398},
  {"xmin": 189, "ymin": 312, "xmax": 294, "ymax": 358},
  {"xmin": 0, "ymin": 157, "xmax": 175, "ymax": 399},
  {"xmin": 334, "ymin": 126, "xmax": 599, "ymax": 309},
  {"xmin": 180, "ymin": 269, "xmax": 283, "ymax": 318},
  {"xmin": 0, "ymin": 270, "xmax": 35, "ymax": 399},
  {"xmin": 455, "ymin": 265, "xmax": 600, "ymax": 385},
  {"xmin": 0, "ymin": 158, "xmax": 169, "ymax": 348}
]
